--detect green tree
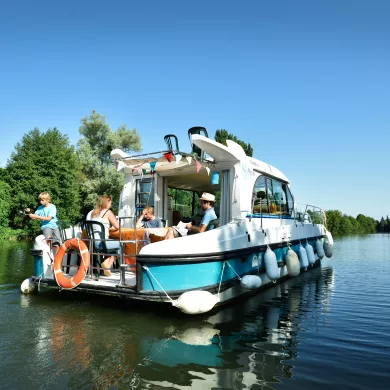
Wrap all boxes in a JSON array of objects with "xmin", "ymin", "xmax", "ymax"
[
  {"xmin": 0, "ymin": 180, "xmax": 16, "ymax": 239},
  {"xmin": 356, "ymin": 214, "xmax": 376, "ymax": 234},
  {"xmin": 325, "ymin": 210, "xmax": 378, "ymax": 236},
  {"xmin": 77, "ymin": 110, "xmax": 142, "ymax": 215},
  {"xmin": 325, "ymin": 210, "xmax": 342, "ymax": 235},
  {"xmin": 214, "ymin": 129, "xmax": 253, "ymax": 156},
  {"xmin": 0, "ymin": 181, "xmax": 11, "ymax": 228},
  {"xmin": 4, "ymin": 128, "xmax": 81, "ymax": 236},
  {"xmin": 0, "ymin": 167, "xmax": 6, "ymax": 181},
  {"xmin": 377, "ymin": 217, "xmax": 386, "ymax": 232}
]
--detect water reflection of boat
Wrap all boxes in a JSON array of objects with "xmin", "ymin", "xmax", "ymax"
[
  {"xmin": 138, "ymin": 266, "xmax": 335, "ymax": 389},
  {"xmin": 25, "ymin": 266, "xmax": 333, "ymax": 388}
]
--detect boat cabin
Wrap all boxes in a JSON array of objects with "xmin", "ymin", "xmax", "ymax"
[{"xmin": 111, "ymin": 127, "xmax": 296, "ymax": 229}]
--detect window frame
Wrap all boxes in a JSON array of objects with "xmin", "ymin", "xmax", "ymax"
[{"xmin": 252, "ymin": 174, "xmax": 294, "ymax": 217}]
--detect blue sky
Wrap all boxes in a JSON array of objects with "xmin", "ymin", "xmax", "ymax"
[{"xmin": 1, "ymin": 0, "xmax": 389, "ymax": 220}]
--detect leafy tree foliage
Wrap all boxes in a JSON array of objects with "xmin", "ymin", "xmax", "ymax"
[
  {"xmin": 77, "ymin": 110, "xmax": 142, "ymax": 215},
  {"xmin": 0, "ymin": 181, "xmax": 11, "ymax": 228},
  {"xmin": 377, "ymin": 216, "xmax": 390, "ymax": 233},
  {"xmin": 0, "ymin": 167, "xmax": 6, "ymax": 181},
  {"xmin": 0, "ymin": 180, "xmax": 18, "ymax": 239},
  {"xmin": 215, "ymin": 129, "xmax": 253, "ymax": 156},
  {"xmin": 325, "ymin": 210, "xmax": 377, "ymax": 235},
  {"xmin": 356, "ymin": 214, "xmax": 377, "ymax": 233},
  {"xmin": 4, "ymin": 128, "xmax": 81, "ymax": 236}
]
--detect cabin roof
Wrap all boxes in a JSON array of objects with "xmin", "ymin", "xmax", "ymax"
[{"xmin": 110, "ymin": 135, "xmax": 289, "ymax": 184}]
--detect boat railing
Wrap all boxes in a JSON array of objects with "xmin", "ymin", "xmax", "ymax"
[
  {"xmin": 74, "ymin": 237, "xmax": 125, "ymax": 281},
  {"xmin": 113, "ymin": 148, "xmax": 211, "ymax": 164},
  {"xmin": 75, "ymin": 216, "xmax": 149, "ymax": 281},
  {"xmin": 118, "ymin": 214, "xmax": 151, "ymax": 254},
  {"xmin": 293, "ymin": 202, "xmax": 326, "ymax": 225}
]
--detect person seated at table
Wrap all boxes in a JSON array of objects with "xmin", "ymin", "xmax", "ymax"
[
  {"xmin": 164, "ymin": 192, "xmax": 217, "ymax": 239},
  {"xmin": 86, "ymin": 194, "xmax": 120, "ymax": 276},
  {"xmin": 136, "ymin": 206, "xmax": 163, "ymax": 229}
]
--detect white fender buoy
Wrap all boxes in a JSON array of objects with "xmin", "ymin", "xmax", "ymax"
[
  {"xmin": 316, "ymin": 239, "xmax": 325, "ymax": 259},
  {"xmin": 325, "ymin": 230, "xmax": 334, "ymax": 246},
  {"xmin": 285, "ymin": 248, "xmax": 300, "ymax": 276},
  {"xmin": 298, "ymin": 244, "xmax": 309, "ymax": 270},
  {"xmin": 240, "ymin": 275, "xmax": 262, "ymax": 290},
  {"xmin": 323, "ymin": 231, "xmax": 334, "ymax": 258},
  {"xmin": 323, "ymin": 239, "xmax": 333, "ymax": 258},
  {"xmin": 264, "ymin": 247, "xmax": 278, "ymax": 282},
  {"xmin": 172, "ymin": 290, "xmax": 220, "ymax": 315},
  {"xmin": 305, "ymin": 242, "xmax": 316, "ymax": 265},
  {"xmin": 20, "ymin": 278, "xmax": 36, "ymax": 294}
]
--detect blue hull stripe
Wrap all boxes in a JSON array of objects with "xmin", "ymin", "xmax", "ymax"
[{"xmin": 140, "ymin": 240, "xmax": 320, "ymax": 292}]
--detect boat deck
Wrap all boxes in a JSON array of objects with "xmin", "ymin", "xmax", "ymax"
[
  {"xmin": 79, "ymin": 270, "xmax": 137, "ymax": 287},
  {"xmin": 41, "ymin": 269, "xmax": 137, "ymax": 290}
]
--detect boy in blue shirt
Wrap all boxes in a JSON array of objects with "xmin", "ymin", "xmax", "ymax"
[{"xmin": 26, "ymin": 192, "xmax": 61, "ymax": 247}]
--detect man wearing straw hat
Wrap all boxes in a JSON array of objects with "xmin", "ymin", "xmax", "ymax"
[{"xmin": 164, "ymin": 192, "xmax": 218, "ymax": 239}]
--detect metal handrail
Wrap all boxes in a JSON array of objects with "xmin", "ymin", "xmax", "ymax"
[
  {"xmin": 294, "ymin": 202, "xmax": 325, "ymax": 225},
  {"xmin": 118, "ymin": 215, "xmax": 150, "ymax": 258}
]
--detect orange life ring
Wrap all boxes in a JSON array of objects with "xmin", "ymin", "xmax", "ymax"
[{"xmin": 54, "ymin": 238, "xmax": 90, "ymax": 289}]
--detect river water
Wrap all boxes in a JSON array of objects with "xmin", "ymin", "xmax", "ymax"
[{"xmin": 1, "ymin": 235, "xmax": 389, "ymax": 389}]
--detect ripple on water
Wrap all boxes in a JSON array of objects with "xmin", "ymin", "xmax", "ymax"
[{"xmin": 1, "ymin": 235, "xmax": 390, "ymax": 389}]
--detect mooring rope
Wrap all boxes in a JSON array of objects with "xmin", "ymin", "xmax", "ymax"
[
  {"xmin": 217, "ymin": 261, "xmax": 226, "ymax": 298},
  {"xmin": 225, "ymin": 261, "xmax": 242, "ymax": 280},
  {"xmin": 142, "ymin": 265, "xmax": 173, "ymax": 302}
]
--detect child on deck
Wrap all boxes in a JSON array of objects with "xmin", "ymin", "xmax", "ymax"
[
  {"xmin": 26, "ymin": 192, "xmax": 61, "ymax": 248},
  {"xmin": 136, "ymin": 206, "xmax": 163, "ymax": 229}
]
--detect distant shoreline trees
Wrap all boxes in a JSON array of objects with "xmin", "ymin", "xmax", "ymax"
[
  {"xmin": 377, "ymin": 216, "xmax": 390, "ymax": 233},
  {"xmin": 324, "ymin": 210, "xmax": 378, "ymax": 236}
]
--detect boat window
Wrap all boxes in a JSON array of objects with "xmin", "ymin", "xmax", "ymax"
[
  {"xmin": 253, "ymin": 175, "xmax": 293, "ymax": 216},
  {"xmin": 285, "ymin": 184, "xmax": 294, "ymax": 215},
  {"xmin": 135, "ymin": 178, "xmax": 155, "ymax": 218},
  {"xmin": 253, "ymin": 176, "xmax": 269, "ymax": 214},
  {"xmin": 273, "ymin": 181, "xmax": 288, "ymax": 214},
  {"xmin": 266, "ymin": 178, "xmax": 277, "ymax": 214}
]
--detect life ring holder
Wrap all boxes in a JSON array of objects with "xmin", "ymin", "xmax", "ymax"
[{"xmin": 53, "ymin": 238, "xmax": 90, "ymax": 289}]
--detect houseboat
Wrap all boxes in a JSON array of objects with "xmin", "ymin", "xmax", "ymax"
[{"xmin": 22, "ymin": 127, "xmax": 334, "ymax": 314}]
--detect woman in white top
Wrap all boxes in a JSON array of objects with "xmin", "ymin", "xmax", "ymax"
[{"xmin": 86, "ymin": 194, "xmax": 120, "ymax": 276}]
